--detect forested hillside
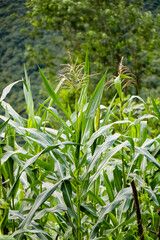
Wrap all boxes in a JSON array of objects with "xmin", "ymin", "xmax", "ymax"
[
  {"xmin": 143, "ymin": 0, "xmax": 160, "ymax": 13},
  {"xmin": 0, "ymin": 0, "xmax": 160, "ymax": 114},
  {"xmin": 0, "ymin": 0, "xmax": 47, "ymax": 114},
  {"xmin": 0, "ymin": 0, "xmax": 26, "ymax": 113}
]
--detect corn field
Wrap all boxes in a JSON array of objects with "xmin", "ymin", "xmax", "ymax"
[{"xmin": 1, "ymin": 54, "xmax": 160, "ymax": 239}]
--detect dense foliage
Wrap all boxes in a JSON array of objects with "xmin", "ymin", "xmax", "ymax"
[
  {"xmin": 25, "ymin": 0, "xmax": 160, "ymax": 97},
  {"xmin": 1, "ymin": 0, "xmax": 160, "ymax": 113},
  {"xmin": 1, "ymin": 56, "xmax": 160, "ymax": 239}
]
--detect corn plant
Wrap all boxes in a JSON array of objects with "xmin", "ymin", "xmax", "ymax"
[{"xmin": 0, "ymin": 55, "xmax": 160, "ymax": 239}]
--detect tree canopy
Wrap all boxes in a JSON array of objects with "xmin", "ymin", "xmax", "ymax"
[{"xmin": 25, "ymin": 0, "xmax": 160, "ymax": 96}]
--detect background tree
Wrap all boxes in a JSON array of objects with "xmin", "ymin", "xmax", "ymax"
[{"xmin": 25, "ymin": 0, "xmax": 160, "ymax": 97}]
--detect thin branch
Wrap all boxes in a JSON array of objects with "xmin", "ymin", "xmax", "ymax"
[
  {"xmin": 150, "ymin": 230, "xmax": 156, "ymax": 234},
  {"xmin": 158, "ymin": 208, "xmax": 160, "ymax": 239},
  {"xmin": 131, "ymin": 180, "xmax": 144, "ymax": 240},
  {"xmin": 55, "ymin": 234, "xmax": 59, "ymax": 240}
]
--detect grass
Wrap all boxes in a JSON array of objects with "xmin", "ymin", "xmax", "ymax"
[{"xmin": 0, "ymin": 54, "xmax": 160, "ymax": 239}]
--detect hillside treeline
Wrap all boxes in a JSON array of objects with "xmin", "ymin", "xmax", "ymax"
[{"xmin": 1, "ymin": 0, "xmax": 160, "ymax": 114}]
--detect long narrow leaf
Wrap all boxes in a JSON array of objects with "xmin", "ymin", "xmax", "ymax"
[
  {"xmin": 135, "ymin": 146, "xmax": 160, "ymax": 169},
  {"xmin": 90, "ymin": 187, "xmax": 132, "ymax": 239},
  {"xmin": 23, "ymin": 66, "xmax": 35, "ymax": 125},
  {"xmin": 81, "ymin": 72, "xmax": 106, "ymax": 144},
  {"xmin": 0, "ymin": 80, "xmax": 22, "ymax": 102},
  {"xmin": 38, "ymin": 66, "xmax": 72, "ymax": 123},
  {"xmin": 87, "ymin": 133, "xmax": 121, "ymax": 172},
  {"xmin": 150, "ymin": 94, "xmax": 160, "ymax": 121},
  {"xmin": 0, "ymin": 117, "xmax": 10, "ymax": 136},
  {"xmin": 61, "ymin": 180, "xmax": 77, "ymax": 222},
  {"xmin": 78, "ymin": 51, "xmax": 89, "ymax": 109},
  {"xmin": 20, "ymin": 180, "xmax": 62, "ymax": 228},
  {"xmin": 7, "ymin": 142, "xmax": 78, "ymax": 198},
  {"xmin": 86, "ymin": 141, "xmax": 130, "ymax": 193},
  {"xmin": 103, "ymin": 171, "xmax": 114, "ymax": 202}
]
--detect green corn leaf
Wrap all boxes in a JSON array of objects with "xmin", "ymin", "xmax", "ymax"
[
  {"xmin": 46, "ymin": 107, "xmax": 74, "ymax": 138},
  {"xmin": 94, "ymin": 104, "xmax": 100, "ymax": 131},
  {"xmin": 130, "ymin": 173, "xmax": 159, "ymax": 206},
  {"xmin": 12, "ymin": 228, "xmax": 52, "ymax": 240},
  {"xmin": 150, "ymin": 94, "xmax": 160, "ymax": 121},
  {"xmin": 108, "ymin": 212, "xmax": 118, "ymax": 227},
  {"xmin": 87, "ymin": 133, "xmax": 121, "ymax": 172},
  {"xmin": 50, "ymin": 152, "xmax": 66, "ymax": 179},
  {"xmin": 38, "ymin": 66, "xmax": 72, "ymax": 123},
  {"xmin": 104, "ymin": 216, "xmax": 137, "ymax": 235},
  {"xmin": 144, "ymin": 186, "xmax": 159, "ymax": 206},
  {"xmin": 44, "ymin": 127, "xmax": 66, "ymax": 141},
  {"xmin": 126, "ymin": 139, "xmax": 160, "ymax": 181},
  {"xmin": 80, "ymin": 203, "xmax": 97, "ymax": 219},
  {"xmin": 131, "ymin": 114, "xmax": 155, "ymax": 126},
  {"xmin": 19, "ymin": 179, "xmax": 64, "ymax": 229},
  {"xmin": 139, "ymin": 121, "xmax": 147, "ymax": 146},
  {"xmin": 101, "ymin": 94, "xmax": 116, "ymax": 127},
  {"xmin": 95, "ymin": 175, "xmax": 100, "ymax": 197},
  {"xmin": 1, "ymin": 149, "xmax": 28, "ymax": 165},
  {"xmin": 37, "ymin": 97, "xmax": 51, "ymax": 117},
  {"xmin": 20, "ymin": 127, "xmax": 53, "ymax": 148},
  {"xmin": 23, "ymin": 66, "xmax": 35, "ymax": 126},
  {"xmin": 64, "ymin": 226, "xmax": 72, "ymax": 239},
  {"xmin": 0, "ymin": 80, "xmax": 22, "ymax": 102},
  {"xmin": 88, "ymin": 191, "xmax": 105, "ymax": 206},
  {"xmin": 125, "ymin": 95, "xmax": 148, "ymax": 113},
  {"xmin": 103, "ymin": 171, "xmax": 114, "ymax": 202},
  {"xmin": 142, "ymin": 138, "xmax": 157, "ymax": 148},
  {"xmin": 85, "ymin": 73, "xmax": 106, "ymax": 118},
  {"xmin": 90, "ymin": 187, "xmax": 133, "ymax": 239},
  {"xmin": 78, "ymin": 51, "xmax": 89, "ymax": 109},
  {"xmin": 135, "ymin": 146, "xmax": 160, "ymax": 169},
  {"xmin": 125, "ymin": 136, "xmax": 135, "ymax": 152},
  {"xmin": 0, "ymin": 116, "xmax": 25, "ymax": 137},
  {"xmin": 55, "ymin": 77, "xmax": 66, "ymax": 93},
  {"xmin": 52, "ymin": 148, "xmax": 73, "ymax": 168},
  {"xmin": 0, "ymin": 236, "xmax": 15, "ymax": 240},
  {"xmin": 0, "ymin": 117, "xmax": 10, "ymax": 136},
  {"xmin": 22, "ymin": 141, "xmax": 78, "ymax": 172},
  {"xmin": 114, "ymin": 76, "xmax": 122, "ymax": 99},
  {"xmin": 7, "ymin": 142, "xmax": 77, "ymax": 198},
  {"xmin": 1, "ymin": 102, "xmax": 25, "ymax": 127},
  {"xmin": 85, "ymin": 120, "xmax": 130, "ymax": 150},
  {"xmin": 61, "ymin": 180, "xmax": 77, "ymax": 221},
  {"xmin": 89, "ymin": 238, "xmax": 107, "ymax": 240},
  {"xmin": 113, "ymin": 166, "xmax": 122, "ymax": 192},
  {"xmin": 0, "ymin": 199, "xmax": 9, "ymax": 235},
  {"xmin": 33, "ymin": 204, "xmax": 67, "ymax": 220},
  {"xmin": 86, "ymin": 141, "xmax": 130, "ymax": 193},
  {"xmin": 81, "ymin": 72, "xmax": 106, "ymax": 144}
]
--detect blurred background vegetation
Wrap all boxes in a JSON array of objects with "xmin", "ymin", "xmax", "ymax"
[{"xmin": 1, "ymin": 0, "xmax": 160, "ymax": 114}]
